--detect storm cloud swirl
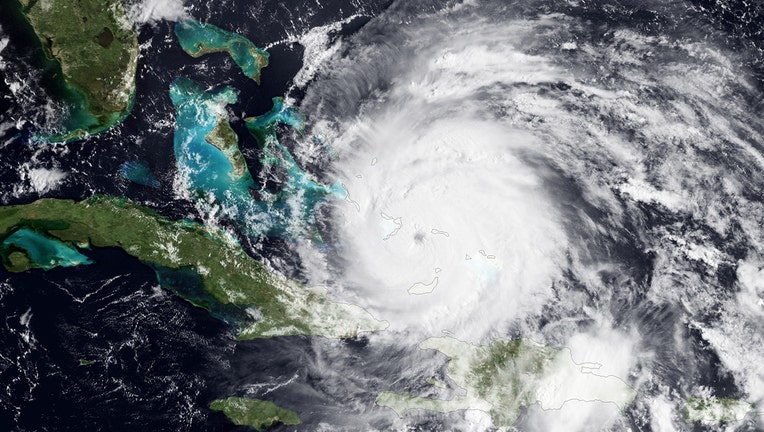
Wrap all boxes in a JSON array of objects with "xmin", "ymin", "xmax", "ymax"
[{"xmin": 290, "ymin": 0, "xmax": 764, "ymax": 430}]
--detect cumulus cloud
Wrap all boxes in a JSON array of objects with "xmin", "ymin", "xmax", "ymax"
[
  {"xmin": 126, "ymin": 0, "xmax": 189, "ymax": 24},
  {"xmin": 13, "ymin": 165, "xmax": 68, "ymax": 197},
  {"xmin": 27, "ymin": 168, "xmax": 67, "ymax": 193}
]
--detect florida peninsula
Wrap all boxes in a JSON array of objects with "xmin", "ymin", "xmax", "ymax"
[{"xmin": 18, "ymin": 0, "xmax": 139, "ymax": 141}]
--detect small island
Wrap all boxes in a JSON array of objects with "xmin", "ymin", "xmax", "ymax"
[
  {"xmin": 205, "ymin": 113, "xmax": 249, "ymax": 179},
  {"xmin": 17, "ymin": 0, "xmax": 139, "ymax": 141},
  {"xmin": 170, "ymin": 76, "xmax": 253, "ymax": 194},
  {"xmin": 684, "ymin": 397, "xmax": 754, "ymax": 426},
  {"xmin": 175, "ymin": 20, "xmax": 269, "ymax": 83},
  {"xmin": 244, "ymin": 97, "xmax": 347, "ymax": 225},
  {"xmin": 210, "ymin": 397, "xmax": 300, "ymax": 431}
]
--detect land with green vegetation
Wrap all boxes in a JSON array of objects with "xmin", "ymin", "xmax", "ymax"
[
  {"xmin": 0, "ymin": 196, "xmax": 387, "ymax": 339},
  {"xmin": 175, "ymin": 20, "xmax": 269, "ymax": 83},
  {"xmin": 377, "ymin": 336, "xmax": 636, "ymax": 429},
  {"xmin": 210, "ymin": 397, "xmax": 300, "ymax": 431},
  {"xmin": 205, "ymin": 114, "xmax": 249, "ymax": 179},
  {"xmin": 244, "ymin": 97, "xmax": 306, "ymax": 146},
  {"xmin": 18, "ymin": 0, "xmax": 139, "ymax": 141},
  {"xmin": 684, "ymin": 397, "xmax": 753, "ymax": 425}
]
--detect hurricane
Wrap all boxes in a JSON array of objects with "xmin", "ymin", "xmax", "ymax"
[{"xmin": 289, "ymin": 0, "xmax": 764, "ymax": 429}]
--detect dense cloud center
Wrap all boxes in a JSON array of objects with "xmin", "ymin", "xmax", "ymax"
[
  {"xmin": 298, "ymin": 17, "xmax": 588, "ymax": 341},
  {"xmin": 298, "ymin": 2, "xmax": 764, "ymax": 429}
]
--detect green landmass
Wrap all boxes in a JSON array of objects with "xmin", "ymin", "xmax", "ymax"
[
  {"xmin": 684, "ymin": 397, "xmax": 753, "ymax": 425},
  {"xmin": 205, "ymin": 114, "xmax": 248, "ymax": 179},
  {"xmin": 244, "ymin": 97, "xmax": 305, "ymax": 146},
  {"xmin": 78, "ymin": 359, "xmax": 96, "ymax": 366},
  {"xmin": 175, "ymin": 20, "xmax": 269, "ymax": 83},
  {"xmin": 0, "ymin": 196, "xmax": 387, "ymax": 339},
  {"xmin": 17, "ymin": 0, "xmax": 139, "ymax": 141},
  {"xmin": 6, "ymin": 251, "xmax": 32, "ymax": 273},
  {"xmin": 377, "ymin": 336, "xmax": 636, "ymax": 429},
  {"xmin": 210, "ymin": 397, "xmax": 300, "ymax": 431}
]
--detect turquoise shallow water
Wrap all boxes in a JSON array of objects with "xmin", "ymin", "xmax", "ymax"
[
  {"xmin": 171, "ymin": 20, "xmax": 342, "ymax": 241},
  {"xmin": 169, "ymin": 76, "xmax": 258, "ymax": 203},
  {"xmin": 175, "ymin": 20, "xmax": 269, "ymax": 83},
  {"xmin": 246, "ymin": 98, "xmax": 346, "ymax": 226},
  {"xmin": 120, "ymin": 161, "xmax": 161, "ymax": 188},
  {"xmin": 170, "ymin": 76, "xmax": 342, "ymax": 239},
  {"xmin": 2, "ymin": 228, "xmax": 92, "ymax": 270},
  {"xmin": 50, "ymin": 87, "xmax": 102, "ymax": 141}
]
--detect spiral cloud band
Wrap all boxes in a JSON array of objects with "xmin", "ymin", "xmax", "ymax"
[{"xmin": 293, "ymin": 1, "xmax": 764, "ymax": 429}]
